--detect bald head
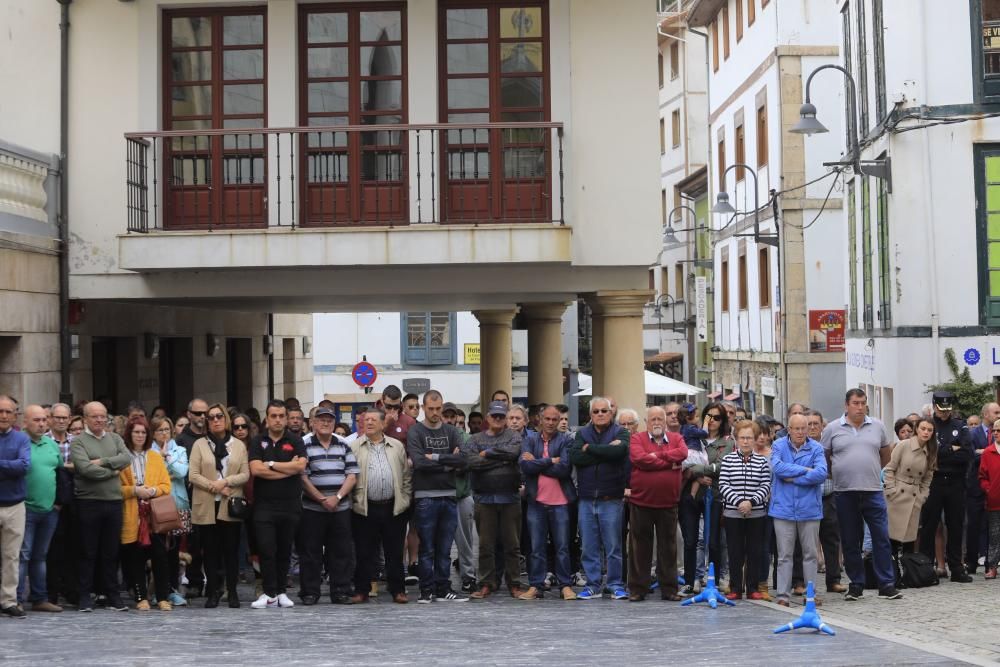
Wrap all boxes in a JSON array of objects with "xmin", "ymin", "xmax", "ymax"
[
  {"xmin": 24, "ymin": 405, "xmax": 48, "ymax": 440},
  {"xmin": 983, "ymin": 403, "xmax": 1000, "ymax": 425},
  {"xmin": 83, "ymin": 401, "xmax": 109, "ymax": 436},
  {"xmin": 787, "ymin": 413, "xmax": 808, "ymax": 446}
]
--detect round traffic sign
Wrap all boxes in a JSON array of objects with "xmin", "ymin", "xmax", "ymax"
[{"xmin": 352, "ymin": 361, "xmax": 378, "ymax": 388}]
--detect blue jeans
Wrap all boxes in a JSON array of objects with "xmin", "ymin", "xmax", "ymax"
[
  {"xmin": 415, "ymin": 496, "xmax": 459, "ymax": 595},
  {"xmin": 18, "ymin": 508, "xmax": 59, "ymax": 604},
  {"xmin": 578, "ymin": 498, "xmax": 624, "ymax": 591},
  {"xmin": 836, "ymin": 491, "xmax": 894, "ymax": 589},
  {"xmin": 526, "ymin": 502, "xmax": 572, "ymax": 588}
]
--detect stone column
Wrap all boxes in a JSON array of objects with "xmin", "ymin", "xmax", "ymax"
[
  {"xmin": 586, "ymin": 291, "xmax": 652, "ymax": 415},
  {"xmin": 473, "ymin": 308, "xmax": 516, "ymax": 404},
  {"xmin": 522, "ymin": 302, "xmax": 569, "ymax": 406}
]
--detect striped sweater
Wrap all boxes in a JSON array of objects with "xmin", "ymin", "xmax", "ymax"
[{"xmin": 718, "ymin": 450, "xmax": 771, "ymax": 518}]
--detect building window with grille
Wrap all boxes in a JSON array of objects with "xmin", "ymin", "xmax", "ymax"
[
  {"xmin": 670, "ymin": 42, "xmax": 679, "ymax": 79},
  {"xmin": 861, "ymin": 177, "xmax": 873, "ymax": 330},
  {"xmin": 975, "ymin": 145, "xmax": 1000, "ymax": 325},
  {"xmin": 848, "ymin": 179, "xmax": 858, "ymax": 330},
  {"xmin": 402, "ymin": 312, "xmax": 456, "ymax": 365},
  {"xmin": 758, "ymin": 247, "xmax": 770, "ymax": 308},
  {"xmin": 672, "ymin": 109, "xmax": 681, "ymax": 148},
  {"xmin": 977, "ymin": 0, "xmax": 1000, "ymax": 102},
  {"xmin": 876, "ymin": 168, "xmax": 891, "ymax": 329}
]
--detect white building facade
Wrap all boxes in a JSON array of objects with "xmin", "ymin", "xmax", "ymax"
[
  {"xmin": 841, "ymin": 0, "xmax": 1000, "ymax": 419},
  {"xmin": 689, "ymin": 0, "xmax": 846, "ymax": 419}
]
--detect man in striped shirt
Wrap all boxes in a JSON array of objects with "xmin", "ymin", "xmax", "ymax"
[{"xmin": 298, "ymin": 407, "xmax": 360, "ymax": 606}]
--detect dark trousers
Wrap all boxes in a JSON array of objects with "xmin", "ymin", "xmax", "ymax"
[
  {"xmin": 475, "ymin": 502, "xmax": 521, "ymax": 591},
  {"xmin": 919, "ymin": 476, "xmax": 966, "ymax": 573},
  {"xmin": 680, "ymin": 493, "xmax": 722, "ymax": 585},
  {"xmin": 76, "ymin": 499, "xmax": 123, "ymax": 603},
  {"xmin": 122, "ymin": 535, "xmax": 170, "ymax": 602},
  {"xmin": 725, "ymin": 515, "xmax": 765, "ymax": 596},
  {"xmin": 836, "ymin": 491, "xmax": 895, "ymax": 589},
  {"xmin": 352, "ymin": 501, "xmax": 407, "ymax": 596},
  {"xmin": 254, "ymin": 504, "xmax": 300, "ymax": 597},
  {"xmin": 414, "ymin": 496, "xmax": 459, "ymax": 595},
  {"xmin": 299, "ymin": 508, "xmax": 354, "ymax": 599},
  {"xmin": 46, "ymin": 503, "xmax": 79, "ymax": 604},
  {"xmin": 627, "ymin": 504, "xmax": 679, "ymax": 597},
  {"xmin": 199, "ymin": 518, "xmax": 242, "ymax": 597},
  {"xmin": 966, "ymin": 494, "xmax": 986, "ymax": 572}
]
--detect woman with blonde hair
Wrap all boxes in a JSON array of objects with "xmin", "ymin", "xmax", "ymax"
[{"xmin": 189, "ymin": 403, "xmax": 250, "ymax": 608}]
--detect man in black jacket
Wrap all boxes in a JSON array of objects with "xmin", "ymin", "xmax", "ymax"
[
  {"xmin": 407, "ymin": 390, "xmax": 468, "ymax": 603},
  {"xmin": 920, "ymin": 391, "xmax": 974, "ymax": 582},
  {"xmin": 464, "ymin": 401, "xmax": 523, "ymax": 600}
]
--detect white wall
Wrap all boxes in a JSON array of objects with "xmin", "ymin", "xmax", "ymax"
[{"xmin": 0, "ymin": 1, "xmax": 60, "ymax": 154}]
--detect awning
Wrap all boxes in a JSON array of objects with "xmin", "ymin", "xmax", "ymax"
[
  {"xmin": 644, "ymin": 351, "xmax": 684, "ymax": 364},
  {"xmin": 724, "ymin": 392, "xmax": 741, "ymax": 401},
  {"xmin": 574, "ymin": 371, "xmax": 704, "ymax": 398},
  {"xmin": 707, "ymin": 391, "xmax": 722, "ymax": 400}
]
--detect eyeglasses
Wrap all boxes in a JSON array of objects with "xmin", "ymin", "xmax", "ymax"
[
  {"xmin": 619, "ymin": 420, "xmax": 638, "ymax": 427},
  {"xmin": 706, "ymin": 414, "xmax": 722, "ymax": 421},
  {"xmin": 993, "ymin": 429, "xmax": 1000, "ymax": 434},
  {"xmin": 189, "ymin": 411, "xmax": 207, "ymax": 417},
  {"xmin": 488, "ymin": 414, "xmax": 506, "ymax": 420},
  {"xmin": 207, "ymin": 413, "xmax": 226, "ymax": 421},
  {"xmin": 233, "ymin": 423, "xmax": 250, "ymax": 430},
  {"xmin": 382, "ymin": 402, "xmax": 401, "ymax": 412},
  {"xmin": 155, "ymin": 427, "xmax": 172, "ymax": 434},
  {"xmin": 87, "ymin": 415, "xmax": 108, "ymax": 422},
  {"xmin": 592, "ymin": 409, "xmax": 611, "ymax": 414}
]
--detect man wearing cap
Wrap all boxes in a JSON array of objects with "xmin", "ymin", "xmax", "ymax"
[
  {"xmin": 298, "ymin": 407, "xmax": 359, "ymax": 605},
  {"xmin": 919, "ymin": 390, "xmax": 974, "ymax": 582},
  {"xmin": 464, "ymin": 400, "xmax": 524, "ymax": 599}
]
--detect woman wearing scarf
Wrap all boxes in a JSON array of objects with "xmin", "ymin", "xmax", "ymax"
[
  {"xmin": 189, "ymin": 403, "xmax": 250, "ymax": 608},
  {"xmin": 119, "ymin": 416, "xmax": 172, "ymax": 610}
]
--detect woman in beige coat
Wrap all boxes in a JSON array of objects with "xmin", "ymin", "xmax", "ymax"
[
  {"xmin": 884, "ymin": 418, "xmax": 938, "ymax": 552},
  {"xmin": 189, "ymin": 403, "xmax": 249, "ymax": 608}
]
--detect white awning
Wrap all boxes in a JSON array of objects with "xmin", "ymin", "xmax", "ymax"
[{"xmin": 573, "ymin": 371, "xmax": 704, "ymax": 397}]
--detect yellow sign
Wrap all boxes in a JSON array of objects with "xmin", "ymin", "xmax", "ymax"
[{"xmin": 464, "ymin": 343, "xmax": 481, "ymax": 365}]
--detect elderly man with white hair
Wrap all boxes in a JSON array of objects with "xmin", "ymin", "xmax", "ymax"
[
  {"xmin": 616, "ymin": 409, "xmax": 641, "ymax": 435},
  {"xmin": 626, "ymin": 406, "xmax": 688, "ymax": 602}
]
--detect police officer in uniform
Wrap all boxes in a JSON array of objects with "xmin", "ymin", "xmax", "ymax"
[{"xmin": 919, "ymin": 391, "xmax": 974, "ymax": 582}]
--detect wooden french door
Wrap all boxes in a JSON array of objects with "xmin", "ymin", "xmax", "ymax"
[
  {"xmin": 439, "ymin": 2, "xmax": 550, "ymax": 222},
  {"xmin": 163, "ymin": 9, "xmax": 267, "ymax": 229}
]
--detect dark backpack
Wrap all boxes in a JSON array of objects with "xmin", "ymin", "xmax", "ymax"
[{"xmin": 898, "ymin": 552, "xmax": 939, "ymax": 588}]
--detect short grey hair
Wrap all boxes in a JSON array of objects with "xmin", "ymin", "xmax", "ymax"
[
  {"xmin": 51, "ymin": 402, "xmax": 71, "ymax": 415},
  {"xmin": 589, "ymin": 396, "xmax": 611, "ymax": 412},
  {"xmin": 617, "ymin": 408, "xmax": 640, "ymax": 423},
  {"xmin": 507, "ymin": 404, "xmax": 527, "ymax": 418}
]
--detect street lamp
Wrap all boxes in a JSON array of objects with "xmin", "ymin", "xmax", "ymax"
[
  {"xmin": 663, "ymin": 204, "xmax": 700, "ymax": 245},
  {"xmin": 789, "ymin": 63, "xmax": 891, "ymax": 188},
  {"xmin": 645, "ymin": 293, "xmax": 678, "ymax": 350},
  {"xmin": 713, "ymin": 163, "xmax": 778, "ymax": 248}
]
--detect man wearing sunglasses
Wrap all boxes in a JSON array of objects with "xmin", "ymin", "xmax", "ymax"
[{"xmin": 377, "ymin": 385, "xmax": 415, "ymax": 444}]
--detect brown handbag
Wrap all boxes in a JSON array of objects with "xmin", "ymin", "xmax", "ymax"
[{"xmin": 149, "ymin": 493, "xmax": 183, "ymax": 534}]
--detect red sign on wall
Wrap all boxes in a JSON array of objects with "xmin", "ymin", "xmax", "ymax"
[{"xmin": 809, "ymin": 310, "xmax": 846, "ymax": 353}]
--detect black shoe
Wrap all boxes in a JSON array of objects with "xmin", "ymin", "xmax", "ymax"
[
  {"xmin": 78, "ymin": 594, "xmax": 93, "ymax": 613},
  {"xmin": 300, "ymin": 595, "xmax": 318, "ymax": 606},
  {"xmin": 1, "ymin": 605, "xmax": 26, "ymax": 619},
  {"xmin": 204, "ymin": 592, "xmax": 220, "ymax": 609},
  {"xmin": 417, "ymin": 591, "xmax": 434, "ymax": 604},
  {"xmin": 844, "ymin": 584, "xmax": 864, "ymax": 601},
  {"xmin": 106, "ymin": 598, "xmax": 129, "ymax": 612},
  {"xmin": 878, "ymin": 586, "xmax": 903, "ymax": 600},
  {"xmin": 461, "ymin": 579, "xmax": 476, "ymax": 593},
  {"xmin": 331, "ymin": 594, "xmax": 354, "ymax": 605},
  {"xmin": 187, "ymin": 585, "xmax": 203, "ymax": 599},
  {"xmin": 951, "ymin": 572, "xmax": 974, "ymax": 583},
  {"xmin": 228, "ymin": 595, "xmax": 241, "ymax": 609}
]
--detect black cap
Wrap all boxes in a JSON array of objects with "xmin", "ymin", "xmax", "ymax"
[
  {"xmin": 313, "ymin": 407, "xmax": 336, "ymax": 419},
  {"xmin": 932, "ymin": 390, "xmax": 955, "ymax": 411},
  {"xmin": 487, "ymin": 400, "xmax": 508, "ymax": 416},
  {"xmin": 442, "ymin": 402, "xmax": 459, "ymax": 414}
]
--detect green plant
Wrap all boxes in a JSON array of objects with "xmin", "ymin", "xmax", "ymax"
[{"xmin": 925, "ymin": 348, "xmax": 996, "ymax": 417}]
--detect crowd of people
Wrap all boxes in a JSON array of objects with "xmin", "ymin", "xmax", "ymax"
[{"xmin": 0, "ymin": 383, "xmax": 995, "ymax": 617}]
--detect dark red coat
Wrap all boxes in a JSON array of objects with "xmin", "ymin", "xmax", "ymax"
[
  {"xmin": 628, "ymin": 431, "xmax": 688, "ymax": 509},
  {"xmin": 979, "ymin": 445, "xmax": 1000, "ymax": 511}
]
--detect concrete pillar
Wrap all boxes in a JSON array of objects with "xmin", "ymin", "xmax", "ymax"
[
  {"xmin": 586, "ymin": 291, "xmax": 652, "ymax": 415},
  {"xmin": 522, "ymin": 302, "xmax": 569, "ymax": 406},
  {"xmin": 473, "ymin": 308, "xmax": 516, "ymax": 403}
]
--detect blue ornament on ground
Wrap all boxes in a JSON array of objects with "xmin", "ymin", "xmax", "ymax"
[
  {"xmin": 773, "ymin": 581, "xmax": 836, "ymax": 636},
  {"xmin": 680, "ymin": 562, "xmax": 733, "ymax": 609}
]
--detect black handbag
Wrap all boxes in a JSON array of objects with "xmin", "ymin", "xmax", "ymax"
[{"xmin": 227, "ymin": 496, "xmax": 250, "ymax": 520}]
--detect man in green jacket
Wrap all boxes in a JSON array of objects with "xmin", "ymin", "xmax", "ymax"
[{"xmin": 69, "ymin": 401, "xmax": 130, "ymax": 612}]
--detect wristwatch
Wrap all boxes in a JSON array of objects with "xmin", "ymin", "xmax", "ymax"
[
  {"xmin": 335, "ymin": 493, "xmax": 343, "ymax": 501},
  {"xmin": 267, "ymin": 460, "xmax": 275, "ymax": 469}
]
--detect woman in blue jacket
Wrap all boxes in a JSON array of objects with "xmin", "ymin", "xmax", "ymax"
[{"xmin": 768, "ymin": 414, "xmax": 827, "ymax": 606}]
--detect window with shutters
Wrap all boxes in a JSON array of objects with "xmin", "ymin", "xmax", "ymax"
[
  {"xmin": 975, "ymin": 146, "xmax": 1000, "ymax": 325},
  {"xmin": 402, "ymin": 312, "xmax": 456, "ymax": 365}
]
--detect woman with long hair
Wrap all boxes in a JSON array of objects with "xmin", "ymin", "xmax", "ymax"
[
  {"xmin": 189, "ymin": 403, "xmax": 249, "ymax": 608},
  {"xmin": 119, "ymin": 416, "xmax": 173, "ymax": 610},
  {"xmin": 151, "ymin": 416, "xmax": 190, "ymax": 607},
  {"xmin": 884, "ymin": 418, "xmax": 937, "ymax": 569}
]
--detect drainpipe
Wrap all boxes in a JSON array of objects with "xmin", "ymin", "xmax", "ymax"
[
  {"xmin": 918, "ymin": 2, "xmax": 941, "ymax": 385},
  {"xmin": 267, "ymin": 313, "xmax": 275, "ymax": 398},
  {"xmin": 57, "ymin": 0, "xmax": 73, "ymax": 405}
]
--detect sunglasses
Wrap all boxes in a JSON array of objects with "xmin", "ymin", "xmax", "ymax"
[
  {"xmin": 382, "ymin": 402, "xmax": 401, "ymax": 411},
  {"xmin": 207, "ymin": 413, "xmax": 226, "ymax": 421},
  {"xmin": 592, "ymin": 409, "xmax": 611, "ymax": 414},
  {"xmin": 706, "ymin": 414, "xmax": 722, "ymax": 421},
  {"xmin": 233, "ymin": 423, "xmax": 249, "ymax": 430},
  {"xmin": 189, "ymin": 411, "xmax": 207, "ymax": 417}
]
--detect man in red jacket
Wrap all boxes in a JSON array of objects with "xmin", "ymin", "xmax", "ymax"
[{"xmin": 627, "ymin": 406, "xmax": 688, "ymax": 601}]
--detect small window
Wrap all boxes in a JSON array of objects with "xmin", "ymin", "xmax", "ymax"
[
  {"xmin": 661, "ymin": 188, "xmax": 668, "ymax": 225},
  {"xmin": 848, "ymin": 179, "xmax": 858, "ymax": 329},
  {"xmin": 735, "ymin": 119, "xmax": 746, "ymax": 181},
  {"xmin": 758, "ymin": 248, "xmax": 770, "ymax": 307},
  {"xmin": 722, "ymin": 6, "xmax": 730, "ymax": 60},
  {"xmin": 857, "ymin": 1, "xmax": 870, "ymax": 135},
  {"xmin": 670, "ymin": 42, "xmax": 679, "ymax": 79},
  {"xmin": 738, "ymin": 253, "xmax": 748, "ymax": 310},
  {"xmin": 748, "ymin": 0, "xmax": 756, "ymax": 25},
  {"xmin": 721, "ymin": 259, "xmax": 730, "ymax": 311},
  {"xmin": 403, "ymin": 312, "xmax": 455, "ymax": 365},
  {"xmin": 717, "ymin": 132, "xmax": 726, "ymax": 189},
  {"xmin": 736, "ymin": 0, "xmax": 744, "ymax": 42},
  {"xmin": 977, "ymin": 0, "xmax": 1000, "ymax": 101},
  {"xmin": 671, "ymin": 109, "xmax": 681, "ymax": 148},
  {"xmin": 711, "ymin": 21, "xmax": 719, "ymax": 72},
  {"xmin": 977, "ymin": 147, "xmax": 1000, "ymax": 325},
  {"xmin": 873, "ymin": 0, "xmax": 886, "ymax": 122},
  {"xmin": 675, "ymin": 264, "xmax": 684, "ymax": 300},
  {"xmin": 861, "ymin": 178, "xmax": 874, "ymax": 329},
  {"xmin": 658, "ymin": 52, "xmax": 664, "ymax": 88},
  {"xmin": 649, "ymin": 268, "xmax": 656, "ymax": 291},
  {"xmin": 660, "ymin": 118, "xmax": 666, "ymax": 154},
  {"xmin": 756, "ymin": 95, "xmax": 768, "ymax": 167}
]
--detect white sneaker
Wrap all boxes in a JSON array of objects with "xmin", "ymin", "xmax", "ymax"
[
  {"xmin": 251, "ymin": 594, "xmax": 277, "ymax": 609},
  {"xmin": 276, "ymin": 593, "xmax": 294, "ymax": 608}
]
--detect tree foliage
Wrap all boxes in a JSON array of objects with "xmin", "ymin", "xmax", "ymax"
[{"xmin": 926, "ymin": 348, "xmax": 996, "ymax": 418}]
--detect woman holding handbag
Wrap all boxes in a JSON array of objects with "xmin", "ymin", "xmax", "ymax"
[
  {"xmin": 189, "ymin": 403, "xmax": 250, "ymax": 609},
  {"xmin": 119, "ymin": 416, "xmax": 173, "ymax": 610},
  {"xmin": 151, "ymin": 416, "xmax": 191, "ymax": 607}
]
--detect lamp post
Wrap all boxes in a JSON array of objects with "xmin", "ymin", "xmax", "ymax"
[
  {"xmin": 713, "ymin": 163, "xmax": 778, "ymax": 247},
  {"xmin": 645, "ymin": 293, "xmax": 677, "ymax": 360},
  {"xmin": 789, "ymin": 63, "xmax": 891, "ymax": 188}
]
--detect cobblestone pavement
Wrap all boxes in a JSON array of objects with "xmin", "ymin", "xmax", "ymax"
[
  {"xmin": 751, "ymin": 576, "xmax": 1000, "ymax": 666},
  {"xmin": 0, "ymin": 581, "xmax": 965, "ymax": 666}
]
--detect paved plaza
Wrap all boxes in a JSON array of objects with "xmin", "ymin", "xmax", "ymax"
[{"xmin": 0, "ymin": 577, "xmax": 988, "ymax": 666}]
